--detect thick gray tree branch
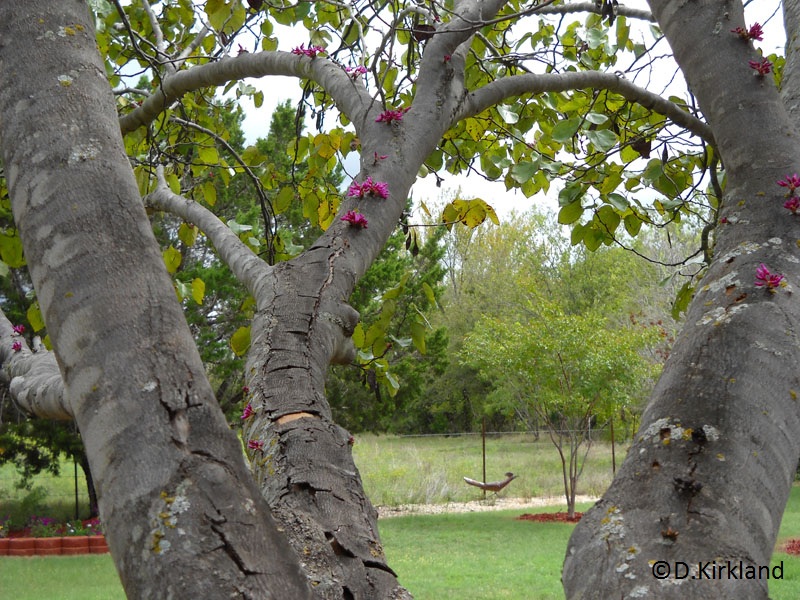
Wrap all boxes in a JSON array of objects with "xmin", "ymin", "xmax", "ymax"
[
  {"xmin": 0, "ymin": 307, "xmax": 70, "ymax": 420},
  {"xmin": 458, "ymin": 70, "xmax": 714, "ymax": 144},
  {"xmin": 537, "ymin": 2, "xmax": 655, "ymax": 22},
  {"xmin": 146, "ymin": 166, "xmax": 271, "ymax": 298},
  {"xmin": 119, "ymin": 51, "xmax": 373, "ymax": 136}
]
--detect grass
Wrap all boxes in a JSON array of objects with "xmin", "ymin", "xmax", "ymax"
[
  {"xmin": 3, "ymin": 435, "xmax": 800, "ymax": 599},
  {"xmin": 352, "ymin": 432, "xmax": 622, "ymax": 506}
]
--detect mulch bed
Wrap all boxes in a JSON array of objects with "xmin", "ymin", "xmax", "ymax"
[
  {"xmin": 516, "ymin": 512, "xmax": 582, "ymax": 523},
  {"xmin": 782, "ymin": 539, "xmax": 800, "ymax": 555}
]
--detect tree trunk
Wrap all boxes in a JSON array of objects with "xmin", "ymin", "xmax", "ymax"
[
  {"xmin": 78, "ymin": 450, "xmax": 99, "ymax": 518},
  {"xmin": 0, "ymin": 3, "xmax": 310, "ymax": 598},
  {"xmin": 564, "ymin": 1, "xmax": 800, "ymax": 598}
]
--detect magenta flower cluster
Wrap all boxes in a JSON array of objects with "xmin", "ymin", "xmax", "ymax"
[
  {"xmin": 291, "ymin": 44, "xmax": 325, "ymax": 58},
  {"xmin": 778, "ymin": 174, "xmax": 800, "ymax": 213},
  {"xmin": 11, "ymin": 323, "xmax": 24, "ymax": 353},
  {"xmin": 755, "ymin": 263, "xmax": 785, "ymax": 291},
  {"xmin": 345, "ymin": 65, "xmax": 368, "ymax": 78},
  {"xmin": 749, "ymin": 58, "xmax": 773, "ymax": 75},
  {"xmin": 376, "ymin": 107, "xmax": 409, "ymax": 124},
  {"xmin": 732, "ymin": 23, "xmax": 764, "ymax": 42},
  {"xmin": 347, "ymin": 176, "xmax": 389, "ymax": 199},
  {"xmin": 241, "ymin": 402, "xmax": 254, "ymax": 419},
  {"xmin": 341, "ymin": 210, "xmax": 368, "ymax": 228},
  {"xmin": 247, "ymin": 439, "xmax": 264, "ymax": 451}
]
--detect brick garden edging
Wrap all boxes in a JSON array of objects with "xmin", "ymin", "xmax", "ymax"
[{"xmin": 0, "ymin": 535, "xmax": 109, "ymax": 556}]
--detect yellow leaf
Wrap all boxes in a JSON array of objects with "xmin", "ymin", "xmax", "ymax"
[
  {"xmin": 191, "ymin": 278, "xmax": 205, "ymax": 305},
  {"xmin": 162, "ymin": 245, "xmax": 182, "ymax": 274}
]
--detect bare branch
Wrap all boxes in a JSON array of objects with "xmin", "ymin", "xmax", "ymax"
[
  {"xmin": 119, "ymin": 51, "xmax": 373, "ymax": 136},
  {"xmin": 458, "ymin": 70, "xmax": 714, "ymax": 144},
  {"xmin": 145, "ymin": 166, "xmax": 272, "ymax": 298},
  {"xmin": 537, "ymin": 2, "xmax": 655, "ymax": 22}
]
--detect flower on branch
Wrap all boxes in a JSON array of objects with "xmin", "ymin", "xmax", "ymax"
[
  {"xmin": 241, "ymin": 403, "xmax": 254, "ymax": 419},
  {"xmin": 347, "ymin": 176, "xmax": 389, "ymax": 199},
  {"xmin": 375, "ymin": 107, "xmax": 409, "ymax": 124},
  {"xmin": 247, "ymin": 439, "xmax": 264, "ymax": 451},
  {"xmin": 778, "ymin": 174, "xmax": 800, "ymax": 193},
  {"xmin": 345, "ymin": 65, "xmax": 368, "ymax": 78},
  {"xmin": 11, "ymin": 340, "xmax": 21, "ymax": 352},
  {"xmin": 12, "ymin": 324, "xmax": 25, "ymax": 335},
  {"xmin": 749, "ymin": 57, "xmax": 773, "ymax": 75},
  {"xmin": 755, "ymin": 263, "xmax": 785, "ymax": 291},
  {"xmin": 341, "ymin": 210, "xmax": 368, "ymax": 228},
  {"xmin": 291, "ymin": 44, "xmax": 325, "ymax": 58},
  {"xmin": 732, "ymin": 23, "xmax": 764, "ymax": 41},
  {"xmin": 785, "ymin": 197, "xmax": 800, "ymax": 214}
]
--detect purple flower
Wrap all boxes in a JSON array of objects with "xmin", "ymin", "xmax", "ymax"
[
  {"xmin": 778, "ymin": 174, "xmax": 800, "ymax": 193},
  {"xmin": 345, "ymin": 65, "xmax": 368, "ymax": 78},
  {"xmin": 241, "ymin": 403, "xmax": 254, "ymax": 419},
  {"xmin": 11, "ymin": 340, "xmax": 21, "ymax": 352},
  {"xmin": 732, "ymin": 23, "xmax": 764, "ymax": 42},
  {"xmin": 376, "ymin": 108, "xmax": 409, "ymax": 124},
  {"xmin": 347, "ymin": 176, "xmax": 389, "ymax": 199},
  {"xmin": 341, "ymin": 210, "xmax": 368, "ymax": 228},
  {"xmin": 12, "ymin": 324, "xmax": 24, "ymax": 335},
  {"xmin": 291, "ymin": 44, "xmax": 325, "ymax": 58},
  {"xmin": 755, "ymin": 263, "xmax": 785, "ymax": 291},
  {"xmin": 749, "ymin": 58, "xmax": 772, "ymax": 75},
  {"xmin": 247, "ymin": 439, "xmax": 264, "ymax": 451},
  {"xmin": 785, "ymin": 197, "xmax": 800, "ymax": 214}
]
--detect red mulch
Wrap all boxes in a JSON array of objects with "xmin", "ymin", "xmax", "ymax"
[
  {"xmin": 516, "ymin": 512, "xmax": 582, "ymax": 523},
  {"xmin": 782, "ymin": 539, "xmax": 800, "ymax": 555}
]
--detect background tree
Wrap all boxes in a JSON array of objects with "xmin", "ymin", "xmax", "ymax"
[{"xmin": 0, "ymin": 1, "xmax": 797, "ymax": 599}]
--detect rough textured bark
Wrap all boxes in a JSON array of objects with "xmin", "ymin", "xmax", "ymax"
[
  {"xmin": 564, "ymin": 1, "xmax": 800, "ymax": 598},
  {"xmin": 0, "ymin": 3, "xmax": 310, "ymax": 598}
]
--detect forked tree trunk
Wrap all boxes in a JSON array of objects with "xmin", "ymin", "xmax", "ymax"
[{"xmin": 564, "ymin": 2, "xmax": 800, "ymax": 597}]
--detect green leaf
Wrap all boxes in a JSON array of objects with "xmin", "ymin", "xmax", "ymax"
[
  {"xmin": 558, "ymin": 200, "xmax": 583, "ymax": 225},
  {"xmin": 0, "ymin": 232, "xmax": 24, "ymax": 268},
  {"xmin": 624, "ymin": 213, "xmax": 643, "ymax": 237},
  {"xmin": 275, "ymin": 186, "xmax": 294, "ymax": 214},
  {"xmin": 510, "ymin": 161, "xmax": 539, "ymax": 184},
  {"xmin": 226, "ymin": 219, "xmax": 253, "ymax": 234},
  {"xmin": 585, "ymin": 112, "xmax": 609, "ymax": 125},
  {"xmin": 672, "ymin": 282, "xmax": 694, "ymax": 319},
  {"xmin": 230, "ymin": 326, "xmax": 251, "ymax": 356},
  {"xmin": 352, "ymin": 322, "xmax": 365, "ymax": 347},
  {"xmin": 205, "ymin": 0, "xmax": 230, "ymax": 31},
  {"xmin": 178, "ymin": 223, "xmax": 198, "ymax": 247},
  {"xmin": 496, "ymin": 105, "xmax": 519, "ymax": 124},
  {"xmin": 27, "ymin": 302, "xmax": 45, "ymax": 332},
  {"xmin": 586, "ymin": 129, "xmax": 617, "ymax": 152},
  {"xmin": 607, "ymin": 193, "xmax": 629, "ymax": 211},
  {"xmin": 552, "ymin": 118, "xmax": 582, "ymax": 143},
  {"xmin": 201, "ymin": 180, "xmax": 217, "ymax": 206},
  {"xmin": 163, "ymin": 245, "xmax": 182, "ymax": 274},
  {"xmin": 191, "ymin": 278, "xmax": 205, "ymax": 305},
  {"xmin": 410, "ymin": 319, "xmax": 427, "ymax": 355},
  {"xmin": 422, "ymin": 282, "xmax": 437, "ymax": 307}
]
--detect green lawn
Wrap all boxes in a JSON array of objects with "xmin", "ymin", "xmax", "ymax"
[{"xmin": 3, "ymin": 435, "xmax": 800, "ymax": 599}]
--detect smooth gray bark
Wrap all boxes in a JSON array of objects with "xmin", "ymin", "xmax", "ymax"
[
  {"xmin": 564, "ymin": 1, "xmax": 800, "ymax": 598},
  {"xmin": 0, "ymin": 3, "xmax": 310, "ymax": 598}
]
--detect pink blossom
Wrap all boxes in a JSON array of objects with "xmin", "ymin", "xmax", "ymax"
[
  {"xmin": 347, "ymin": 177, "xmax": 390, "ymax": 199},
  {"xmin": 443, "ymin": 54, "xmax": 451, "ymax": 62},
  {"xmin": 11, "ymin": 340, "xmax": 21, "ymax": 352},
  {"xmin": 732, "ymin": 23, "xmax": 764, "ymax": 41},
  {"xmin": 345, "ymin": 65, "xmax": 368, "ymax": 78},
  {"xmin": 785, "ymin": 197, "xmax": 800, "ymax": 214},
  {"xmin": 247, "ymin": 439, "xmax": 264, "ymax": 451},
  {"xmin": 373, "ymin": 152, "xmax": 388, "ymax": 164},
  {"xmin": 749, "ymin": 58, "xmax": 773, "ymax": 75},
  {"xmin": 237, "ymin": 44, "xmax": 249, "ymax": 55},
  {"xmin": 720, "ymin": 217, "xmax": 729, "ymax": 224},
  {"xmin": 291, "ymin": 44, "xmax": 325, "ymax": 58},
  {"xmin": 755, "ymin": 263, "xmax": 785, "ymax": 291},
  {"xmin": 375, "ymin": 107, "xmax": 409, "ymax": 124},
  {"xmin": 12, "ymin": 324, "xmax": 25, "ymax": 335},
  {"xmin": 242, "ymin": 385, "xmax": 250, "ymax": 395},
  {"xmin": 341, "ymin": 210, "xmax": 369, "ymax": 228},
  {"xmin": 778, "ymin": 174, "xmax": 800, "ymax": 193},
  {"xmin": 241, "ymin": 403, "xmax": 254, "ymax": 419}
]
